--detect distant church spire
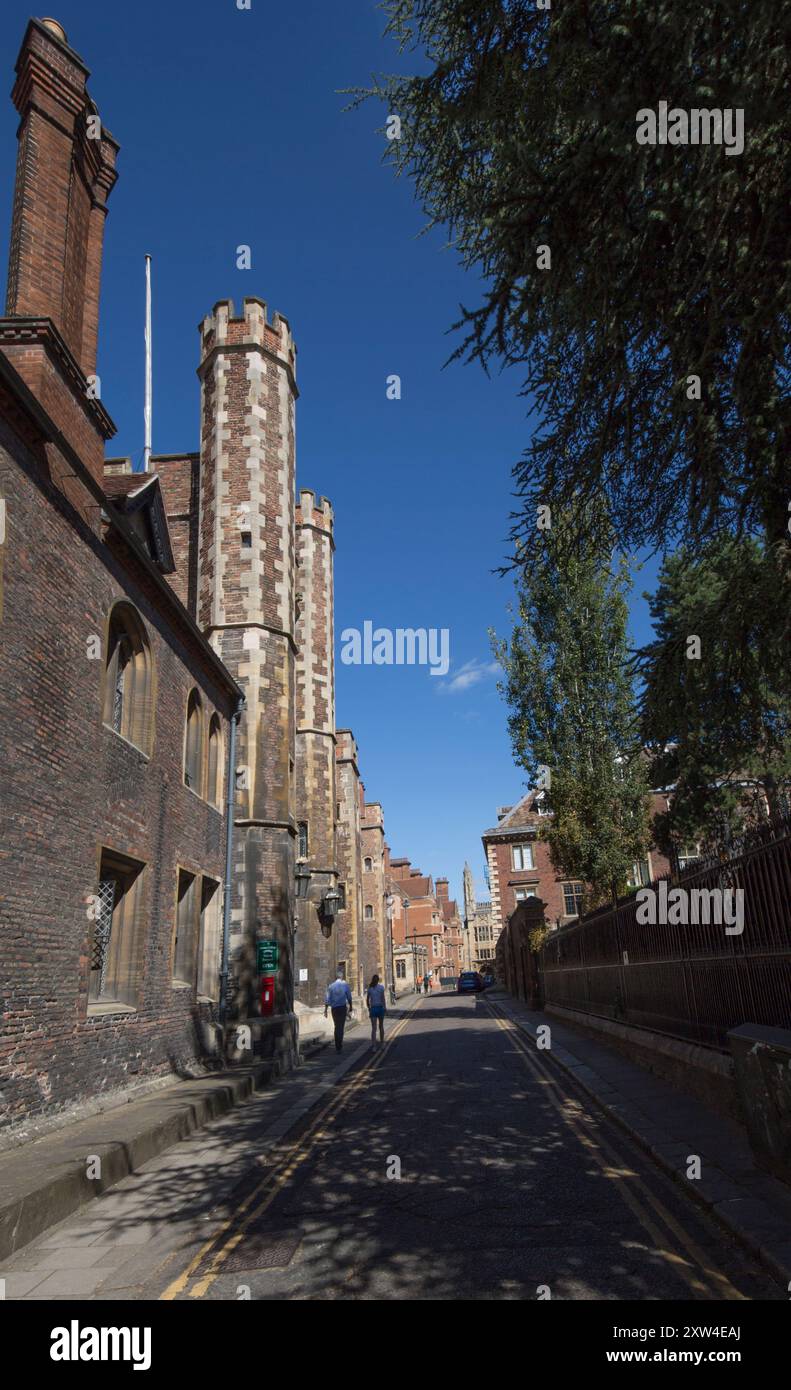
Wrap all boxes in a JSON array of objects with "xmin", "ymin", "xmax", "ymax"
[{"xmin": 463, "ymin": 861, "xmax": 476, "ymax": 921}]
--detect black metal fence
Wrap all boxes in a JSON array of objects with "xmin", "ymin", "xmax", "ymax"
[{"xmin": 539, "ymin": 817, "xmax": 791, "ymax": 1050}]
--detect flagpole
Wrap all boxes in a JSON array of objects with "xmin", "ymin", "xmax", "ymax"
[{"xmin": 143, "ymin": 253, "xmax": 152, "ymax": 472}]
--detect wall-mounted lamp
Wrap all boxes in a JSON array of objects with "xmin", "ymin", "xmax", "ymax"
[{"xmin": 323, "ymin": 886, "xmax": 342, "ymax": 919}]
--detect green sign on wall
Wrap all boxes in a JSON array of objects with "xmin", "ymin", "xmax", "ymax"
[{"xmin": 256, "ymin": 939, "xmax": 279, "ymax": 973}]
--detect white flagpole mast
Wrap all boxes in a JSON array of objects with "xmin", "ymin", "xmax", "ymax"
[{"xmin": 143, "ymin": 253, "xmax": 152, "ymax": 472}]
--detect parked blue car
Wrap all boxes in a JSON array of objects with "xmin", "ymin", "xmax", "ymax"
[{"xmin": 457, "ymin": 971, "xmax": 484, "ymax": 994}]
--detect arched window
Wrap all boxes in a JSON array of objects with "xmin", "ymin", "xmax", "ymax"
[
  {"xmin": 103, "ymin": 603, "xmax": 154, "ymax": 754},
  {"xmin": 364, "ymin": 903, "xmax": 374, "ymax": 920},
  {"xmin": 184, "ymin": 689, "xmax": 204, "ymax": 793},
  {"xmin": 207, "ymin": 714, "xmax": 222, "ymax": 808},
  {"xmin": 364, "ymin": 857, "xmax": 373, "ymax": 872}
]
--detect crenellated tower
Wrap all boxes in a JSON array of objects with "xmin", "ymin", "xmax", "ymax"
[
  {"xmin": 335, "ymin": 729, "xmax": 364, "ymax": 997},
  {"xmin": 294, "ymin": 490, "xmax": 339, "ymax": 1007},
  {"xmin": 197, "ymin": 297, "xmax": 298, "ymax": 1060}
]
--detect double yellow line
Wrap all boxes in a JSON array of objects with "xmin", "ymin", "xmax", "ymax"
[
  {"xmin": 161, "ymin": 999, "xmax": 420, "ymax": 1300},
  {"xmin": 484, "ymin": 1000, "xmax": 744, "ymax": 1301}
]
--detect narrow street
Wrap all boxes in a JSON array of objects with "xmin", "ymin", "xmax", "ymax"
[{"xmin": 4, "ymin": 994, "xmax": 782, "ymax": 1302}]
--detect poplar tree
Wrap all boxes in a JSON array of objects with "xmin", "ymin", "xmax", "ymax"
[{"xmin": 493, "ymin": 504, "xmax": 650, "ymax": 910}]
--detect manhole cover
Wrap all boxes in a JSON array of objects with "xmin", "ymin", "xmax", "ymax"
[{"xmin": 222, "ymin": 1231, "xmax": 301, "ymax": 1273}]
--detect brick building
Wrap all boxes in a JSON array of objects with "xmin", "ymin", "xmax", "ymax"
[
  {"xmin": 0, "ymin": 19, "xmax": 241, "ymax": 1130},
  {"xmin": 436, "ymin": 878, "xmax": 465, "ymax": 979},
  {"xmin": 462, "ymin": 862, "xmax": 496, "ymax": 969},
  {"xmin": 385, "ymin": 871, "xmax": 427, "ymax": 996},
  {"xmin": 361, "ymin": 800, "xmax": 388, "ymax": 990},
  {"xmin": 387, "ymin": 856, "xmax": 459, "ymax": 988},
  {"xmin": 482, "ymin": 790, "xmax": 674, "ymax": 942},
  {"xmin": 0, "ymin": 18, "xmax": 390, "ymax": 1127}
]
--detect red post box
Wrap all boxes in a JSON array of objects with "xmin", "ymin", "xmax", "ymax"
[{"xmin": 260, "ymin": 974, "xmax": 275, "ymax": 1017}]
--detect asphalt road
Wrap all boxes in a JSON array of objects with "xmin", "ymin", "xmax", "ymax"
[
  {"xmin": 5, "ymin": 993, "xmax": 784, "ymax": 1301},
  {"xmin": 163, "ymin": 993, "xmax": 780, "ymax": 1301}
]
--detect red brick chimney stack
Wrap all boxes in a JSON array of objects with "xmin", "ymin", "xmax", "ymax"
[
  {"xmin": 5, "ymin": 18, "xmax": 118, "ymax": 374},
  {"xmin": 0, "ymin": 19, "xmax": 119, "ymax": 508}
]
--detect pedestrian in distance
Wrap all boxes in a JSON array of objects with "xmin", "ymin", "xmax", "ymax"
[
  {"xmin": 423, "ymin": 974, "xmax": 430, "ymax": 994},
  {"xmin": 389, "ymin": 981, "xmax": 397, "ymax": 1006},
  {"xmin": 324, "ymin": 969, "xmax": 353, "ymax": 1053},
  {"xmin": 366, "ymin": 973, "xmax": 386, "ymax": 1048}
]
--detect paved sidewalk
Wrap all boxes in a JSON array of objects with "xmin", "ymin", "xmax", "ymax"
[
  {"xmin": 486, "ymin": 990, "xmax": 791, "ymax": 1285},
  {"xmin": 0, "ymin": 1015, "xmax": 365, "ymax": 1264},
  {"xmin": 2, "ymin": 995, "xmax": 428, "ymax": 1300},
  {"xmin": 0, "ymin": 1028, "xmax": 379, "ymax": 1298}
]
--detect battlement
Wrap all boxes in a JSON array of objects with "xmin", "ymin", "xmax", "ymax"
[
  {"xmin": 296, "ymin": 488, "xmax": 334, "ymax": 532},
  {"xmin": 198, "ymin": 297, "xmax": 297, "ymax": 378},
  {"xmin": 336, "ymin": 729, "xmax": 358, "ymax": 762}
]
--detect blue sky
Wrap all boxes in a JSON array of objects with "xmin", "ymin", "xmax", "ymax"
[{"xmin": 0, "ymin": 1, "xmax": 660, "ymax": 903}]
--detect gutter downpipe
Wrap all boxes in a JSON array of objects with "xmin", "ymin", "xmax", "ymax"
[{"xmin": 219, "ymin": 695, "xmax": 245, "ymax": 1029}]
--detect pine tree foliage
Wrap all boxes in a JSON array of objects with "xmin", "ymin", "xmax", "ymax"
[
  {"xmin": 638, "ymin": 536, "xmax": 791, "ymax": 852},
  {"xmin": 359, "ymin": 1, "xmax": 790, "ymax": 558}
]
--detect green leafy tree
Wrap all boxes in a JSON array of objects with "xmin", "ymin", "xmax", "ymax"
[
  {"xmin": 493, "ymin": 503, "xmax": 650, "ymax": 909},
  {"xmin": 638, "ymin": 536, "xmax": 791, "ymax": 853},
  {"xmin": 358, "ymin": 1, "xmax": 790, "ymax": 563}
]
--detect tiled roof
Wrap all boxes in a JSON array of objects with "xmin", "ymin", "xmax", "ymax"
[
  {"xmin": 103, "ymin": 471, "xmax": 156, "ymax": 500},
  {"xmin": 404, "ymin": 876, "xmax": 431, "ymax": 897},
  {"xmin": 103, "ymin": 471, "xmax": 175, "ymax": 574},
  {"xmin": 482, "ymin": 791, "xmax": 540, "ymax": 837}
]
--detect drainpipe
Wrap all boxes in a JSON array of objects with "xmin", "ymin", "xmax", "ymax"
[{"xmin": 219, "ymin": 696, "xmax": 244, "ymax": 1026}]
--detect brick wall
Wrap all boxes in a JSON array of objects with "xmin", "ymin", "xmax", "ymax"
[
  {"xmin": 153, "ymin": 453, "xmax": 200, "ymax": 616},
  {"xmin": 335, "ymin": 730, "xmax": 363, "ymax": 996},
  {"xmin": 361, "ymin": 802, "xmax": 387, "ymax": 985},
  {"xmin": 0, "ymin": 411, "xmax": 235, "ymax": 1129}
]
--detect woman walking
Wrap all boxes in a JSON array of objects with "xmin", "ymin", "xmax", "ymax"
[{"xmin": 366, "ymin": 973, "xmax": 386, "ymax": 1048}]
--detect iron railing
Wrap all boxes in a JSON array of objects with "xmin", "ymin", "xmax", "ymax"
[{"xmin": 540, "ymin": 816, "xmax": 791, "ymax": 1050}]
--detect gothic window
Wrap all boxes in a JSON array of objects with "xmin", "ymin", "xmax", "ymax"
[
  {"xmin": 173, "ymin": 868, "xmax": 199, "ymax": 985},
  {"xmin": 89, "ymin": 850, "xmax": 145, "ymax": 1008},
  {"xmin": 364, "ymin": 857, "xmax": 373, "ymax": 872},
  {"xmin": 197, "ymin": 876, "xmax": 222, "ymax": 1000},
  {"xmin": 364, "ymin": 903, "xmax": 374, "ymax": 920},
  {"xmin": 103, "ymin": 603, "xmax": 154, "ymax": 753},
  {"xmin": 298, "ymin": 822, "xmax": 309, "ymax": 858},
  {"xmin": 184, "ymin": 689, "xmax": 204, "ymax": 793},
  {"xmin": 207, "ymin": 715, "xmax": 222, "ymax": 808}
]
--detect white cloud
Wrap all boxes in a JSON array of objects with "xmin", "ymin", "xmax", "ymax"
[{"xmin": 436, "ymin": 658, "xmax": 500, "ymax": 696}]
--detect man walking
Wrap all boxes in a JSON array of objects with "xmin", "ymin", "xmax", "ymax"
[{"xmin": 324, "ymin": 969, "xmax": 353, "ymax": 1053}]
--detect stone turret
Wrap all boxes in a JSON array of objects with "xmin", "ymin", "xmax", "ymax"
[
  {"xmin": 294, "ymin": 489, "xmax": 338, "ymax": 1005},
  {"xmin": 197, "ymin": 297, "xmax": 298, "ymax": 1061}
]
